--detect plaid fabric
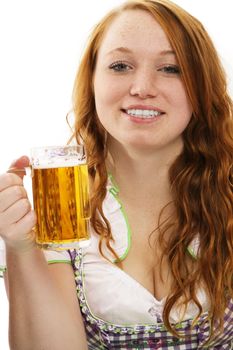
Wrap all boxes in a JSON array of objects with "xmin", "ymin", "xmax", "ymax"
[{"xmin": 69, "ymin": 249, "xmax": 233, "ymax": 349}]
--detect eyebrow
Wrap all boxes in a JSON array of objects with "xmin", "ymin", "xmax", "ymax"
[
  {"xmin": 159, "ymin": 49, "xmax": 176, "ymax": 56},
  {"xmin": 106, "ymin": 47, "xmax": 176, "ymax": 56}
]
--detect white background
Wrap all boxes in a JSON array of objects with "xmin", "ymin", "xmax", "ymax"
[{"xmin": 0, "ymin": 1, "xmax": 232, "ymax": 349}]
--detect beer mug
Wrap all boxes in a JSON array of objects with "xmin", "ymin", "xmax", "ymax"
[{"xmin": 15, "ymin": 145, "xmax": 91, "ymax": 250}]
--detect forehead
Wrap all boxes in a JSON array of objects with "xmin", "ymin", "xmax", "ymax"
[{"xmin": 98, "ymin": 9, "xmax": 172, "ymax": 56}]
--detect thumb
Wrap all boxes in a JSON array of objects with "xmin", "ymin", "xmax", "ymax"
[{"xmin": 8, "ymin": 155, "xmax": 30, "ymax": 179}]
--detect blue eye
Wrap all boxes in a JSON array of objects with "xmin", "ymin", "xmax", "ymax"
[
  {"xmin": 159, "ymin": 65, "xmax": 180, "ymax": 75},
  {"xmin": 109, "ymin": 61, "xmax": 131, "ymax": 72}
]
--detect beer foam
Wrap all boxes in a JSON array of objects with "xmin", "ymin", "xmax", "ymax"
[{"xmin": 32, "ymin": 159, "xmax": 85, "ymax": 169}]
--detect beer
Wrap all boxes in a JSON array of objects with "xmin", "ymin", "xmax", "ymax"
[{"xmin": 32, "ymin": 163, "xmax": 90, "ymax": 250}]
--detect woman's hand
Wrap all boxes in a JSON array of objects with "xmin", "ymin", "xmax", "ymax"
[{"xmin": 0, "ymin": 156, "xmax": 36, "ymax": 251}]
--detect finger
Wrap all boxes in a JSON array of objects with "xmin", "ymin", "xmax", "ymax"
[
  {"xmin": 11, "ymin": 210, "xmax": 37, "ymax": 236},
  {"xmin": 0, "ymin": 185, "xmax": 27, "ymax": 212},
  {"xmin": 9, "ymin": 155, "xmax": 30, "ymax": 169},
  {"xmin": 2, "ymin": 210, "xmax": 37, "ymax": 248},
  {"xmin": 0, "ymin": 172, "xmax": 23, "ymax": 192},
  {"xmin": 8, "ymin": 156, "xmax": 30, "ymax": 180},
  {"xmin": 0, "ymin": 198, "xmax": 31, "ymax": 228}
]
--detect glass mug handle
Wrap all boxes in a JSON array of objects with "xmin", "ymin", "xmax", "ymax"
[
  {"xmin": 7, "ymin": 165, "xmax": 34, "ymax": 215},
  {"xmin": 7, "ymin": 166, "xmax": 32, "ymax": 177}
]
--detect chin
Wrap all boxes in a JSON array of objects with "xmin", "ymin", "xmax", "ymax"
[{"xmin": 124, "ymin": 140, "xmax": 160, "ymax": 150}]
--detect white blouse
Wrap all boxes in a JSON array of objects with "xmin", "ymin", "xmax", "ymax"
[{"xmin": 0, "ymin": 178, "xmax": 208, "ymax": 326}]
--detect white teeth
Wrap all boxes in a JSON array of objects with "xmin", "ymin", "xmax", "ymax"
[{"xmin": 126, "ymin": 109, "xmax": 162, "ymax": 118}]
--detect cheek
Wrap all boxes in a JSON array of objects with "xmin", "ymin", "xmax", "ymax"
[
  {"xmin": 94, "ymin": 69, "xmax": 128, "ymax": 107},
  {"xmin": 93, "ymin": 77, "xmax": 115, "ymax": 129},
  {"xmin": 169, "ymin": 84, "xmax": 192, "ymax": 117}
]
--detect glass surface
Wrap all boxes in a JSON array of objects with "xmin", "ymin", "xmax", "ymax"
[{"xmin": 31, "ymin": 145, "xmax": 91, "ymax": 250}]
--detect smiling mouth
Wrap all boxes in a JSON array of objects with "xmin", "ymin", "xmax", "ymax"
[{"xmin": 122, "ymin": 108, "xmax": 165, "ymax": 119}]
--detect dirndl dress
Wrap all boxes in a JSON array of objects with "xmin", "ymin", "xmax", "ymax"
[{"xmin": 69, "ymin": 248, "xmax": 233, "ymax": 350}]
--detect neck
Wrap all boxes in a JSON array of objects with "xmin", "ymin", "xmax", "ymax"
[
  {"xmin": 106, "ymin": 139, "xmax": 180, "ymax": 237},
  {"xmin": 107, "ymin": 138, "xmax": 182, "ymax": 194}
]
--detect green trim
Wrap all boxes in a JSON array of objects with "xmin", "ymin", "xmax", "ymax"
[
  {"xmin": 107, "ymin": 172, "xmax": 132, "ymax": 263},
  {"xmin": 111, "ymin": 192, "xmax": 132, "ymax": 263},
  {"xmin": 0, "ymin": 266, "xmax": 6, "ymax": 278},
  {"xmin": 108, "ymin": 173, "xmax": 119, "ymax": 193},
  {"xmin": 47, "ymin": 260, "xmax": 72, "ymax": 265},
  {"xmin": 187, "ymin": 246, "xmax": 197, "ymax": 260}
]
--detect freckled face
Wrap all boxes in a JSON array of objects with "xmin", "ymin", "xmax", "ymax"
[{"xmin": 93, "ymin": 9, "xmax": 192, "ymax": 153}]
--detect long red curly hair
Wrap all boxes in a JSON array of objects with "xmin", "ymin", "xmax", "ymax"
[{"xmin": 70, "ymin": 0, "xmax": 233, "ymax": 341}]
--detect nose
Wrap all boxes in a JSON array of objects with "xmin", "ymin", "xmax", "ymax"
[{"xmin": 129, "ymin": 68, "xmax": 158, "ymax": 99}]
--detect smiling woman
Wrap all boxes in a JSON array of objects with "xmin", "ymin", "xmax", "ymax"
[
  {"xmin": 0, "ymin": 1, "xmax": 233, "ymax": 350},
  {"xmin": 93, "ymin": 10, "xmax": 192, "ymax": 152}
]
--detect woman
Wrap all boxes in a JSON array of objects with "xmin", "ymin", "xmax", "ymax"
[{"xmin": 0, "ymin": 0, "xmax": 233, "ymax": 349}]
